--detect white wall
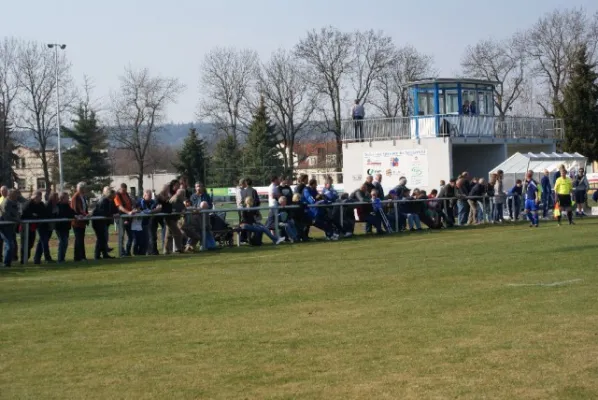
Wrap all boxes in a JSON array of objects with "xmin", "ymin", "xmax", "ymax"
[
  {"xmin": 109, "ymin": 173, "xmax": 178, "ymax": 197},
  {"xmin": 342, "ymin": 138, "xmax": 451, "ymax": 194}
]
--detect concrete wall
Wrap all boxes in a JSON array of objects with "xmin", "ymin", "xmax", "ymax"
[
  {"xmin": 452, "ymin": 144, "xmax": 507, "ymax": 180},
  {"xmin": 342, "ymin": 138, "xmax": 451, "ymax": 194}
]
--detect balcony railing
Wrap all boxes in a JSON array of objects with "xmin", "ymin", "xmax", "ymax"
[{"xmin": 342, "ymin": 115, "xmax": 564, "ymax": 142}]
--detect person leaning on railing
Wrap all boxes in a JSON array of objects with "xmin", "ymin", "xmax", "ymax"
[
  {"xmin": 437, "ymin": 179, "xmax": 456, "ymax": 227},
  {"xmin": 0, "ymin": 189, "xmax": 20, "ymax": 268}
]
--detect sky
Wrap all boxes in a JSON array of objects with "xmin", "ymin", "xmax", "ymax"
[{"xmin": 3, "ymin": 0, "xmax": 598, "ymax": 123}]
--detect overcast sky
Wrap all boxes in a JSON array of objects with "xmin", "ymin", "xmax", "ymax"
[{"xmin": 4, "ymin": 0, "xmax": 597, "ymax": 122}]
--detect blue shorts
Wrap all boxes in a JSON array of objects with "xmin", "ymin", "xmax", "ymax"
[{"xmin": 524, "ymin": 199, "xmax": 538, "ymax": 211}]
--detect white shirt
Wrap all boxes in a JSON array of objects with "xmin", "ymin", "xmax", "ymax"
[{"xmin": 268, "ymin": 183, "xmax": 278, "ymax": 207}]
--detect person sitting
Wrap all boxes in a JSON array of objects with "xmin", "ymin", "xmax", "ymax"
[
  {"xmin": 240, "ymin": 196, "xmax": 284, "ymax": 245},
  {"xmin": 400, "ymin": 188, "xmax": 422, "ymax": 231},
  {"xmin": 266, "ymin": 196, "xmax": 298, "ymax": 242},
  {"xmin": 302, "ymin": 179, "xmax": 338, "ymax": 241},
  {"xmin": 368, "ymin": 190, "xmax": 385, "ymax": 234},
  {"xmin": 190, "ymin": 182, "xmax": 213, "ymax": 209}
]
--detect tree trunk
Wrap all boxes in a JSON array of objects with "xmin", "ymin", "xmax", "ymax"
[
  {"xmin": 40, "ymin": 150, "xmax": 50, "ymax": 191},
  {"xmin": 335, "ymin": 136, "xmax": 343, "ymax": 184},
  {"xmin": 137, "ymin": 160, "xmax": 144, "ymax": 194}
]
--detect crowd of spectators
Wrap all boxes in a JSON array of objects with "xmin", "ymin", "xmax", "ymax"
[{"xmin": 0, "ymin": 165, "xmax": 593, "ymax": 268}]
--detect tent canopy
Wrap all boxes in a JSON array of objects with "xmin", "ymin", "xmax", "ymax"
[
  {"xmin": 490, "ymin": 152, "xmax": 587, "ymax": 175},
  {"xmin": 489, "ymin": 152, "xmax": 587, "ymax": 190}
]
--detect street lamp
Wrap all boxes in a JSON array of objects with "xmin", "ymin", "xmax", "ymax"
[{"xmin": 47, "ymin": 43, "xmax": 67, "ymax": 192}]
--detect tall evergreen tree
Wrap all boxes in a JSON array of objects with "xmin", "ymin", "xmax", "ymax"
[
  {"xmin": 0, "ymin": 105, "xmax": 16, "ymax": 187},
  {"xmin": 242, "ymin": 97, "xmax": 284, "ymax": 186},
  {"xmin": 209, "ymin": 135, "xmax": 242, "ymax": 187},
  {"xmin": 62, "ymin": 105, "xmax": 111, "ymax": 193},
  {"xmin": 557, "ymin": 45, "xmax": 598, "ymax": 161},
  {"xmin": 174, "ymin": 128, "xmax": 208, "ymax": 185}
]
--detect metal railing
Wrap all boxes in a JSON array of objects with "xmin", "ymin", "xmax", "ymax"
[
  {"xmin": 0, "ymin": 194, "xmax": 582, "ymax": 266},
  {"xmin": 341, "ymin": 115, "xmax": 564, "ymax": 142}
]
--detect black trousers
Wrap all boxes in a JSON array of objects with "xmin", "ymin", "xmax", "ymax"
[
  {"xmin": 92, "ymin": 222, "xmax": 109, "ymax": 259},
  {"xmin": 149, "ymin": 217, "xmax": 164, "ymax": 255},
  {"xmin": 20, "ymin": 229, "xmax": 36, "ymax": 264},
  {"xmin": 73, "ymin": 227, "xmax": 87, "ymax": 261}
]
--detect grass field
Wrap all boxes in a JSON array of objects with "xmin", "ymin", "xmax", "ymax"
[{"xmin": 1, "ymin": 219, "xmax": 598, "ymax": 399}]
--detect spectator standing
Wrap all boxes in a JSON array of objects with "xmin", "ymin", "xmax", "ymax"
[
  {"xmin": 190, "ymin": 182, "xmax": 213, "ymax": 209},
  {"xmin": 164, "ymin": 188, "xmax": 185, "ymax": 254},
  {"xmin": 456, "ymin": 173, "xmax": 471, "ymax": 225},
  {"xmin": 0, "ymin": 189, "xmax": 20, "ymax": 267},
  {"xmin": 56, "ymin": 192, "xmax": 76, "ymax": 263},
  {"xmin": 507, "ymin": 180, "xmax": 523, "ymax": 221},
  {"xmin": 20, "ymin": 191, "xmax": 45, "ymax": 264},
  {"xmin": 468, "ymin": 178, "xmax": 486, "ymax": 225},
  {"xmin": 573, "ymin": 167, "xmax": 589, "ymax": 216},
  {"xmin": 267, "ymin": 176, "xmax": 280, "ymax": 208},
  {"xmin": 437, "ymin": 179, "xmax": 456, "ymax": 227},
  {"xmin": 70, "ymin": 182, "xmax": 89, "ymax": 262},
  {"xmin": 114, "ymin": 183, "xmax": 136, "ymax": 257},
  {"xmin": 236, "ymin": 179, "xmax": 248, "ymax": 245},
  {"xmin": 540, "ymin": 169, "xmax": 552, "ymax": 219},
  {"xmin": 92, "ymin": 187, "xmax": 116, "ymax": 260},
  {"xmin": 33, "ymin": 192, "xmax": 57, "ymax": 264},
  {"xmin": 494, "ymin": 170, "xmax": 506, "ymax": 222},
  {"xmin": 294, "ymin": 174, "xmax": 309, "ymax": 195},
  {"xmin": 351, "ymin": 99, "xmax": 365, "ymax": 142},
  {"xmin": 137, "ymin": 189, "xmax": 159, "ymax": 255}
]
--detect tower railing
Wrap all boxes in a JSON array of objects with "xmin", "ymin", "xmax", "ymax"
[{"xmin": 341, "ymin": 115, "xmax": 564, "ymax": 142}]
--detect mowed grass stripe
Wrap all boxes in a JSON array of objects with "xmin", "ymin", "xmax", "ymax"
[{"xmin": 1, "ymin": 219, "xmax": 597, "ymax": 399}]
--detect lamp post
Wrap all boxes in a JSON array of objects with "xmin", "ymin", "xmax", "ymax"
[{"xmin": 47, "ymin": 43, "xmax": 66, "ymax": 192}]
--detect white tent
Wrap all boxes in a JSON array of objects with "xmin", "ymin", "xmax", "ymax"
[{"xmin": 489, "ymin": 152, "xmax": 587, "ymax": 190}]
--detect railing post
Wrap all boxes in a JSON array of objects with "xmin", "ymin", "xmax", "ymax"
[
  {"xmin": 23, "ymin": 223, "xmax": 29, "ymax": 265},
  {"xmin": 117, "ymin": 216, "xmax": 124, "ymax": 259},
  {"xmin": 482, "ymin": 195, "xmax": 486, "ymax": 224},
  {"xmin": 201, "ymin": 211, "xmax": 207, "ymax": 251},
  {"xmin": 393, "ymin": 201, "xmax": 399, "ymax": 232},
  {"xmin": 339, "ymin": 203, "xmax": 344, "ymax": 230},
  {"xmin": 274, "ymin": 205, "xmax": 280, "ymax": 239}
]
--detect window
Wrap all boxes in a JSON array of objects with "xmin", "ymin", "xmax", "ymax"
[
  {"xmin": 16, "ymin": 178, "xmax": 26, "ymax": 189},
  {"xmin": 326, "ymin": 154, "xmax": 336, "ymax": 166},
  {"xmin": 445, "ymin": 90, "xmax": 459, "ymax": 114},
  {"xmin": 130, "ymin": 187, "xmax": 137, "ymax": 198},
  {"xmin": 417, "ymin": 91, "xmax": 434, "ymax": 115},
  {"xmin": 36, "ymin": 178, "xmax": 46, "ymax": 190},
  {"xmin": 438, "ymin": 89, "xmax": 445, "ymax": 114},
  {"xmin": 13, "ymin": 158, "xmax": 25, "ymax": 169},
  {"xmin": 307, "ymin": 156, "xmax": 317, "ymax": 166}
]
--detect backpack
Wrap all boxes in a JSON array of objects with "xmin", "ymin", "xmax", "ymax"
[{"xmin": 249, "ymin": 231, "xmax": 263, "ymax": 246}]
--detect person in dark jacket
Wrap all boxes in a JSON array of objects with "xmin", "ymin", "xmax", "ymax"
[
  {"xmin": 302, "ymin": 179, "xmax": 338, "ymax": 240},
  {"xmin": 0, "ymin": 190, "xmax": 20, "ymax": 267},
  {"xmin": 278, "ymin": 177, "xmax": 293, "ymax": 205},
  {"xmin": 240, "ymin": 196, "xmax": 285, "ymax": 245},
  {"xmin": 54, "ymin": 192, "xmax": 76, "ymax": 263},
  {"xmin": 468, "ymin": 178, "xmax": 486, "ymax": 225},
  {"xmin": 294, "ymin": 174, "xmax": 309, "ymax": 195},
  {"xmin": 190, "ymin": 182, "xmax": 213, "ymax": 209},
  {"xmin": 92, "ymin": 187, "xmax": 116, "ymax": 260},
  {"xmin": 33, "ymin": 191, "xmax": 57, "ymax": 264},
  {"xmin": 21, "ymin": 191, "xmax": 45, "ymax": 264},
  {"xmin": 507, "ymin": 180, "xmax": 523, "ymax": 220},
  {"xmin": 437, "ymin": 179, "xmax": 456, "ymax": 227}
]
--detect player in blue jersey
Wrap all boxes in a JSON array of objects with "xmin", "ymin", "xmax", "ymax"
[{"xmin": 523, "ymin": 170, "xmax": 541, "ymax": 227}]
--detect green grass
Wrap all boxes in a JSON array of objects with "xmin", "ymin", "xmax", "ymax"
[{"xmin": 2, "ymin": 220, "xmax": 598, "ymax": 399}]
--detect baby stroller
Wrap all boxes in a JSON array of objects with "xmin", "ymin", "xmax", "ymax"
[{"xmin": 210, "ymin": 212, "xmax": 234, "ymax": 247}]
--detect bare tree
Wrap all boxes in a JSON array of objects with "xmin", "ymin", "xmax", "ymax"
[
  {"xmin": 461, "ymin": 36, "xmax": 527, "ymax": 118},
  {"xmin": 523, "ymin": 8, "xmax": 598, "ymax": 115},
  {"xmin": 0, "ymin": 37, "xmax": 21, "ymax": 186},
  {"xmin": 110, "ymin": 67, "xmax": 184, "ymax": 192},
  {"xmin": 15, "ymin": 41, "xmax": 75, "ymax": 187},
  {"xmin": 371, "ymin": 45, "xmax": 435, "ymax": 117},
  {"xmin": 259, "ymin": 49, "xmax": 317, "ymax": 175},
  {"xmin": 295, "ymin": 27, "xmax": 353, "ymax": 175},
  {"xmin": 198, "ymin": 47, "xmax": 259, "ymax": 141},
  {"xmin": 350, "ymin": 30, "xmax": 396, "ymax": 104}
]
